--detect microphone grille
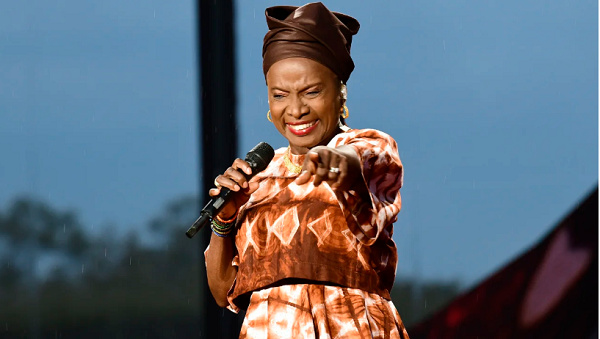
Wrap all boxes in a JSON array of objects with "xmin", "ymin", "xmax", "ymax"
[{"xmin": 245, "ymin": 142, "xmax": 275, "ymax": 172}]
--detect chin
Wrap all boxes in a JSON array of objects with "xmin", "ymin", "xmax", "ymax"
[
  {"xmin": 289, "ymin": 138, "xmax": 327, "ymax": 152},
  {"xmin": 285, "ymin": 136, "xmax": 313, "ymax": 148}
]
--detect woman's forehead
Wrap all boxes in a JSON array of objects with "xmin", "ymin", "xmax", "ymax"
[{"xmin": 266, "ymin": 58, "xmax": 338, "ymax": 87}]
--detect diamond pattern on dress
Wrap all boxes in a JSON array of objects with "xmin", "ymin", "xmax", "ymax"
[
  {"xmin": 268, "ymin": 207, "xmax": 300, "ymax": 247},
  {"xmin": 341, "ymin": 229, "xmax": 358, "ymax": 252},
  {"xmin": 240, "ymin": 216, "xmax": 260, "ymax": 257},
  {"xmin": 307, "ymin": 210, "xmax": 333, "ymax": 247}
]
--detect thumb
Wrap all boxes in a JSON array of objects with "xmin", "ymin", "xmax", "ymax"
[
  {"xmin": 306, "ymin": 150, "xmax": 320, "ymax": 164},
  {"xmin": 294, "ymin": 170, "xmax": 312, "ymax": 185}
]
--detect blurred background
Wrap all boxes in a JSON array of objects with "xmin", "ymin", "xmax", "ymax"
[{"xmin": 0, "ymin": 0, "xmax": 596, "ymax": 337}]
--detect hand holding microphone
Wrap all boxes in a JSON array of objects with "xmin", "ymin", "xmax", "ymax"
[
  {"xmin": 186, "ymin": 142, "xmax": 274, "ymax": 238},
  {"xmin": 210, "ymin": 158, "xmax": 261, "ymax": 221}
]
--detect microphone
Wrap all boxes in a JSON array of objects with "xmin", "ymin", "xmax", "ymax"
[{"xmin": 186, "ymin": 142, "xmax": 275, "ymax": 238}]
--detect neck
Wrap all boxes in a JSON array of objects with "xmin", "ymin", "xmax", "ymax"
[{"xmin": 289, "ymin": 145, "xmax": 310, "ymax": 155}]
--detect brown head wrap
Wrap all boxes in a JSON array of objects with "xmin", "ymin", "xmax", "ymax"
[{"xmin": 262, "ymin": 2, "xmax": 360, "ymax": 84}]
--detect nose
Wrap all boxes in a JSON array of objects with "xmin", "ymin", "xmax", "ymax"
[{"xmin": 287, "ymin": 95, "xmax": 309, "ymax": 119}]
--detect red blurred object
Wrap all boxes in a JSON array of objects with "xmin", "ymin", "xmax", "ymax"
[{"xmin": 409, "ymin": 188, "xmax": 598, "ymax": 339}]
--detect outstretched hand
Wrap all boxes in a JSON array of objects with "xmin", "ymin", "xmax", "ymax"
[{"xmin": 294, "ymin": 145, "xmax": 361, "ymax": 191}]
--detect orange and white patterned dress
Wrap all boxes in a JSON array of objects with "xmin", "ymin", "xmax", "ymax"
[{"xmin": 228, "ymin": 128, "xmax": 408, "ymax": 338}]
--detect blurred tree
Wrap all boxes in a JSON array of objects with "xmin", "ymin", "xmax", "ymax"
[
  {"xmin": 0, "ymin": 197, "xmax": 90, "ymax": 284},
  {"xmin": 0, "ymin": 195, "xmax": 457, "ymax": 337}
]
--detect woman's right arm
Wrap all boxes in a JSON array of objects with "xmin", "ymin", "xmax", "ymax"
[
  {"xmin": 204, "ymin": 158, "xmax": 259, "ymax": 307},
  {"xmin": 205, "ymin": 232, "xmax": 237, "ymax": 307}
]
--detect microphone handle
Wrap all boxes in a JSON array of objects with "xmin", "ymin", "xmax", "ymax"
[
  {"xmin": 185, "ymin": 142, "xmax": 274, "ymax": 239},
  {"xmin": 185, "ymin": 175, "xmax": 245, "ymax": 238},
  {"xmin": 185, "ymin": 212, "xmax": 211, "ymax": 238}
]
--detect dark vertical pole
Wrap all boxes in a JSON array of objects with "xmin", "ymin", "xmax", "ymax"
[{"xmin": 196, "ymin": 0, "xmax": 241, "ymax": 338}]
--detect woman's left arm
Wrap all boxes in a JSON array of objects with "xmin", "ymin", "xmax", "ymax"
[
  {"xmin": 296, "ymin": 130, "xmax": 403, "ymax": 244},
  {"xmin": 295, "ymin": 145, "xmax": 368, "ymax": 198}
]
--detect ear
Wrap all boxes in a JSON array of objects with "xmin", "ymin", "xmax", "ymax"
[{"xmin": 339, "ymin": 83, "xmax": 347, "ymax": 109}]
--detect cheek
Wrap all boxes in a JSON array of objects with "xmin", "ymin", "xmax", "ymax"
[
  {"xmin": 320, "ymin": 101, "xmax": 340, "ymax": 122},
  {"xmin": 269, "ymin": 108, "xmax": 287, "ymax": 130},
  {"xmin": 269, "ymin": 105, "xmax": 284, "ymax": 121}
]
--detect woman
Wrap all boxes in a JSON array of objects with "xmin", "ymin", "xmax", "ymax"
[{"xmin": 205, "ymin": 3, "xmax": 409, "ymax": 338}]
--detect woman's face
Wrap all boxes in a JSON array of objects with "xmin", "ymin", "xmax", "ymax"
[{"xmin": 266, "ymin": 58, "xmax": 343, "ymax": 154}]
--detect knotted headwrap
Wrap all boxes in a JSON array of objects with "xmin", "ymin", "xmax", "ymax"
[{"xmin": 262, "ymin": 2, "xmax": 360, "ymax": 84}]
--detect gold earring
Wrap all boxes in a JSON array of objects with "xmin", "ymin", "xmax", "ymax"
[
  {"xmin": 267, "ymin": 110, "xmax": 272, "ymax": 122},
  {"xmin": 341, "ymin": 105, "xmax": 349, "ymax": 119}
]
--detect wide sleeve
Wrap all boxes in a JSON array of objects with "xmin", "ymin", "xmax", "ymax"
[{"xmin": 330, "ymin": 129, "xmax": 403, "ymax": 246}]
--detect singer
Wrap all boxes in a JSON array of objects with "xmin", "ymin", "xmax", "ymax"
[{"xmin": 204, "ymin": 3, "xmax": 408, "ymax": 338}]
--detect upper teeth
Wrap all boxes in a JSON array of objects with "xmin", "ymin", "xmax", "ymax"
[{"xmin": 289, "ymin": 121, "xmax": 316, "ymax": 130}]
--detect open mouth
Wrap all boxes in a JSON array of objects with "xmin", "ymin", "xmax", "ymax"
[{"xmin": 287, "ymin": 120, "xmax": 319, "ymax": 136}]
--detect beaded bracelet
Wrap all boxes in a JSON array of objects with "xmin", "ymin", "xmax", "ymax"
[
  {"xmin": 215, "ymin": 211, "xmax": 238, "ymax": 224},
  {"xmin": 211, "ymin": 220, "xmax": 233, "ymax": 237},
  {"xmin": 211, "ymin": 216, "xmax": 236, "ymax": 238}
]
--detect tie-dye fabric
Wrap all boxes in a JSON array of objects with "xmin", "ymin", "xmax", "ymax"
[
  {"xmin": 219, "ymin": 128, "xmax": 406, "ymax": 337},
  {"xmin": 240, "ymin": 284, "xmax": 409, "ymax": 339}
]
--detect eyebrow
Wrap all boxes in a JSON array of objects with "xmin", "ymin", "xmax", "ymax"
[{"xmin": 270, "ymin": 82, "xmax": 323, "ymax": 92}]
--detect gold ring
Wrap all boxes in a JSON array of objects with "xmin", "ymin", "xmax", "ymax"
[
  {"xmin": 214, "ymin": 178, "xmax": 221, "ymax": 188},
  {"xmin": 329, "ymin": 167, "xmax": 340, "ymax": 174}
]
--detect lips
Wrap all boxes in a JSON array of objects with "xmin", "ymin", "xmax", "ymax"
[{"xmin": 287, "ymin": 120, "xmax": 319, "ymax": 136}]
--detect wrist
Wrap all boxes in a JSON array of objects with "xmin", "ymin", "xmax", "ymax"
[
  {"xmin": 216, "ymin": 210, "xmax": 238, "ymax": 224},
  {"xmin": 211, "ymin": 214, "xmax": 237, "ymax": 238}
]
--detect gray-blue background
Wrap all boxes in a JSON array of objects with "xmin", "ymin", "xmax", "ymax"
[{"xmin": 0, "ymin": 0, "xmax": 596, "ymax": 288}]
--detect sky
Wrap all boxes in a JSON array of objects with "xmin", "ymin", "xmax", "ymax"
[{"xmin": 0, "ymin": 0, "xmax": 597, "ymax": 289}]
